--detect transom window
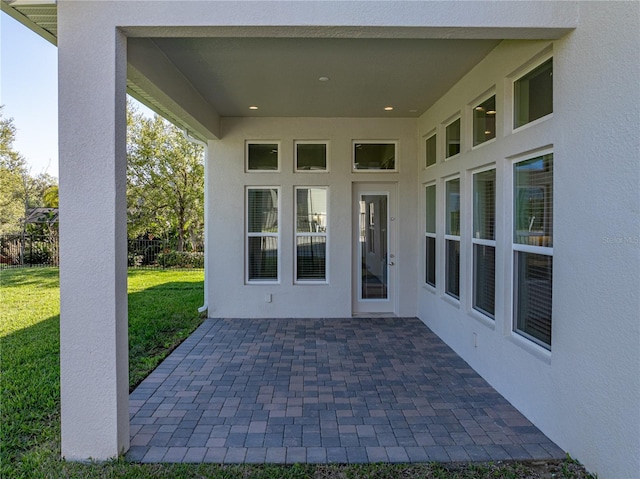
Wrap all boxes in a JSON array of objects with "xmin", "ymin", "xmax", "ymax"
[
  {"xmin": 246, "ymin": 142, "xmax": 279, "ymax": 171},
  {"xmin": 473, "ymin": 95, "xmax": 496, "ymax": 146},
  {"xmin": 514, "ymin": 58, "xmax": 553, "ymax": 129},
  {"xmin": 353, "ymin": 142, "xmax": 397, "ymax": 171},
  {"xmin": 425, "ymin": 133, "xmax": 437, "ymax": 168},
  {"xmin": 295, "ymin": 141, "xmax": 328, "ymax": 172},
  {"xmin": 445, "ymin": 118, "xmax": 461, "ymax": 158}
]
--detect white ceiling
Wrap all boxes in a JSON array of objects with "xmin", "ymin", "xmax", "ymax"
[{"xmin": 143, "ymin": 37, "xmax": 501, "ymax": 118}]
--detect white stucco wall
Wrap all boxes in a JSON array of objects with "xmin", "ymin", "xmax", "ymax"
[
  {"xmin": 416, "ymin": 3, "xmax": 640, "ymax": 478},
  {"xmin": 207, "ymin": 117, "xmax": 418, "ymax": 318}
]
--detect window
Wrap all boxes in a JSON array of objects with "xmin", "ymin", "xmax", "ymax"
[
  {"xmin": 514, "ymin": 58, "xmax": 553, "ymax": 129},
  {"xmin": 445, "ymin": 178, "xmax": 461, "ymax": 299},
  {"xmin": 247, "ymin": 142, "xmax": 279, "ymax": 171},
  {"xmin": 246, "ymin": 188, "xmax": 279, "ymax": 282},
  {"xmin": 445, "ymin": 118, "xmax": 461, "ymax": 158},
  {"xmin": 425, "ymin": 184, "xmax": 436, "ymax": 287},
  {"xmin": 353, "ymin": 142, "xmax": 396, "ymax": 170},
  {"xmin": 425, "ymin": 134, "xmax": 437, "ymax": 167},
  {"xmin": 473, "ymin": 169, "xmax": 496, "ymax": 318},
  {"xmin": 295, "ymin": 187, "xmax": 328, "ymax": 282},
  {"xmin": 473, "ymin": 95, "xmax": 496, "ymax": 146},
  {"xmin": 295, "ymin": 141, "xmax": 328, "ymax": 171},
  {"xmin": 513, "ymin": 153, "xmax": 553, "ymax": 348}
]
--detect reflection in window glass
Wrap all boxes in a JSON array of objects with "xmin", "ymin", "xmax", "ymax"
[
  {"xmin": 445, "ymin": 178, "xmax": 460, "ymax": 299},
  {"xmin": 473, "ymin": 96, "xmax": 496, "ymax": 146},
  {"xmin": 425, "ymin": 134, "xmax": 437, "ymax": 167},
  {"xmin": 445, "ymin": 119, "xmax": 460, "ymax": 158},
  {"xmin": 514, "ymin": 154, "xmax": 553, "ymax": 247},
  {"xmin": 514, "ymin": 58, "xmax": 553, "ymax": 128},
  {"xmin": 296, "ymin": 143, "xmax": 327, "ymax": 171},
  {"xmin": 425, "ymin": 185, "xmax": 436, "ymax": 287},
  {"xmin": 354, "ymin": 143, "xmax": 396, "ymax": 170},
  {"xmin": 247, "ymin": 188, "xmax": 279, "ymax": 281},
  {"xmin": 247, "ymin": 143, "xmax": 279, "ymax": 170},
  {"xmin": 295, "ymin": 187, "xmax": 328, "ymax": 281}
]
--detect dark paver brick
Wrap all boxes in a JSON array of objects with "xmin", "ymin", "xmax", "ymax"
[{"xmin": 128, "ymin": 318, "xmax": 564, "ymax": 464}]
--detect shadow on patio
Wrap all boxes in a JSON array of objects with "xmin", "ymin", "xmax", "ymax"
[{"xmin": 127, "ymin": 317, "xmax": 564, "ymax": 464}]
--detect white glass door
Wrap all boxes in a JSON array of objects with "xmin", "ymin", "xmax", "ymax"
[{"xmin": 352, "ymin": 183, "xmax": 397, "ymax": 314}]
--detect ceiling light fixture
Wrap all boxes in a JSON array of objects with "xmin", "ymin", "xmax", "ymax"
[
  {"xmin": 485, "ymin": 130, "xmax": 492, "ymax": 135},
  {"xmin": 318, "ymin": 76, "xmax": 330, "ymax": 82},
  {"xmin": 486, "ymin": 110, "xmax": 496, "ymax": 115},
  {"xmin": 249, "ymin": 106, "xmax": 258, "ymax": 110},
  {"xmin": 475, "ymin": 106, "xmax": 485, "ymax": 111},
  {"xmin": 384, "ymin": 106, "xmax": 394, "ymax": 111}
]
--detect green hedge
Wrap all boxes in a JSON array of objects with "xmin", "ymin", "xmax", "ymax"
[{"xmin": 157, "ymin": 251, "xmax": 204, "ymax": 268}]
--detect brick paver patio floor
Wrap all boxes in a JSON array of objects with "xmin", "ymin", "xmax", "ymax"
[{"xmin": 127, "ymin": 317, "xmax": 564, "ymax": 464}]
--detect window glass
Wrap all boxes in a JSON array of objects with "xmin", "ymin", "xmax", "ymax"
[
  {"xmin": 425, "ymin": 184, "xmax": 436, "ymax": 287},
  {"xmin": 445, "ymin": 119, "xmax": 460, "ymax": 158},
  {"xmin": 514, "ymin": 154, "xmax": 553, "ymax": 247},
  {"xmin": 473, "ymin": 169, "xmax": 496, "ymax": 241},
  {"xmin": 247, "ymin": 188, "xmax": 278, "ymax": 281},
  {"xmin": 515, "ymin": 252, "xmax": 553, "ymax": 348},
  {"xmin": 425, "ymin": 134, "xmax": 437, "ymax": 167},
  {"xmin": 354, "ymin": 143, "xmax": 396, "ymax": 170},
  {"xmin": 247, "ymin": 143, "xmax": 279, "ymax": 170},
  {"xmin": 446, "ymin": 179, "xmax": 460, "ymax": 236},
  {"xmin": 296, "ymin": 143, "xmax": 327, "ymax": 171},
  {"xmin": 445, "ymin": 178, "xmax": 460, "ymax": 299},
  {"xmin": 514, "ymin": 58, "xmax": 553, "ymax": 128},
  {"xmin": 474, "ymin": 244, "xmax": 495, "ymax": 316},
  {"xmin": 295, "ymin": 187, "xmax": 327, "ymax": 282},
  {"xmin": 473, "ymin": 95, "xmax": 496, "ymax": 146}
]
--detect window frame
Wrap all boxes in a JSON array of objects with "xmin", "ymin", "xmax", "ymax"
[
  {"xmin": 471, "ymin": 92, "xmax": 497, "ymax": 148},
  {"xmin": 246, "ymin": 186, "xmax": 281, "ymax": 284},
  {"xmin": 352, "ymin": 140, "xmax": 398, "ymax": 172},
  {"xmin": 472, "ymin": 166, "xmax": 496, "ymax": 319},
  {"xmin": 424, "ymin": 131, "xmax": 437, "ymax": 168},
  {"xmin": 444, "ymin": 116, "xmax": 461, "ymax": 160},
  {"xmin": 444, "ymin": 176, "xmax": 461, "ymax": 300},
  {"xmin": 294, "ymin": 140, "xmax": 330, "ymax": 173},
  {"xmin": 512, "ymin": 54, "xmax": 553, "ymax": 132},
  {"xmin": 294, "ymin": 186, "xmax": 329, "ymax": 284},
  {"xmin": 245, "ymin": 141, "xmax": 281, "ymax": 172},
  {"xmin": 511, "ymin": 151, "xmax": 554, "ymax": 350},
  {"xmin": 424, "ymin": 183, "xmax": 437, "ymax": 288}
]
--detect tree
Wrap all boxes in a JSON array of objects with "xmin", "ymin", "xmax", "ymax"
[
  {"xmin": 126, "ymin": 102, "xmax": 204, "ymax": 251},
  {"xmin": 0, "ymin": 106, "xmax": 58, "ymax": 234}
]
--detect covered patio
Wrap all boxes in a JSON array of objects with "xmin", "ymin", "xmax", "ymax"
[{"xmin": 127, "ymin": 317, "xmax": 564, "ymax": 463}]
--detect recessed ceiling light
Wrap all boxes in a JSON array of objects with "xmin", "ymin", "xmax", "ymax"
[
  {"xmin": 485, "ymin": 130, "xmax": 492, "ymax": 135},
  {"xmin": 475, "ymin": 106, "xmax": 485, "ymax": 111},
  {"xmin": 318, "ymin": 76, "xmax": 330, "ymax": 82},
  {"xmin": 486, "ymin": 110, "xmax": 496, "ymax": 115},
  {"xmin": 384, "ymin": 106, "xmax": 394, "ymax": 111},
  {"xmin": 249, "ymin": 106, "xmax": 258, "ymax": 110}
]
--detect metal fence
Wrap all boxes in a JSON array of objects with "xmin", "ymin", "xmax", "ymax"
[{"xmin": 0, "ymin": 234, "xmax": 203, "ymax": 270}]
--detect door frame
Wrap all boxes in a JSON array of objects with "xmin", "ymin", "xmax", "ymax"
[{"xmin": 352, "ymin": 182, "xmax": 398, "ymax": 315}]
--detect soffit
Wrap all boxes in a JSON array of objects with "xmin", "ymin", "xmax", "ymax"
[{"xmin": 146, "ymin": 36, "xmax": 501, "ymax": 118}]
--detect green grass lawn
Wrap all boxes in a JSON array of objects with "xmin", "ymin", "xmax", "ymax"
[{"xmin": 0, "ymin": 267, "xmax": 595, "ymax": 478}]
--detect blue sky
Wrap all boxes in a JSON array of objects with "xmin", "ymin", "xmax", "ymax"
[
  {"xmin": 1, "ymin": 12, "xmax": 153, "ymax": 179},
  {"xmin": 1, "ymin": 12, "xmax": 58, "ymax": 177}
]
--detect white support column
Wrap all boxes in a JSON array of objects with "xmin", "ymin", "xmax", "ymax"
[{"xmin": 58, "ymin": 5, "xmax": 129, "ymax": 461}]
